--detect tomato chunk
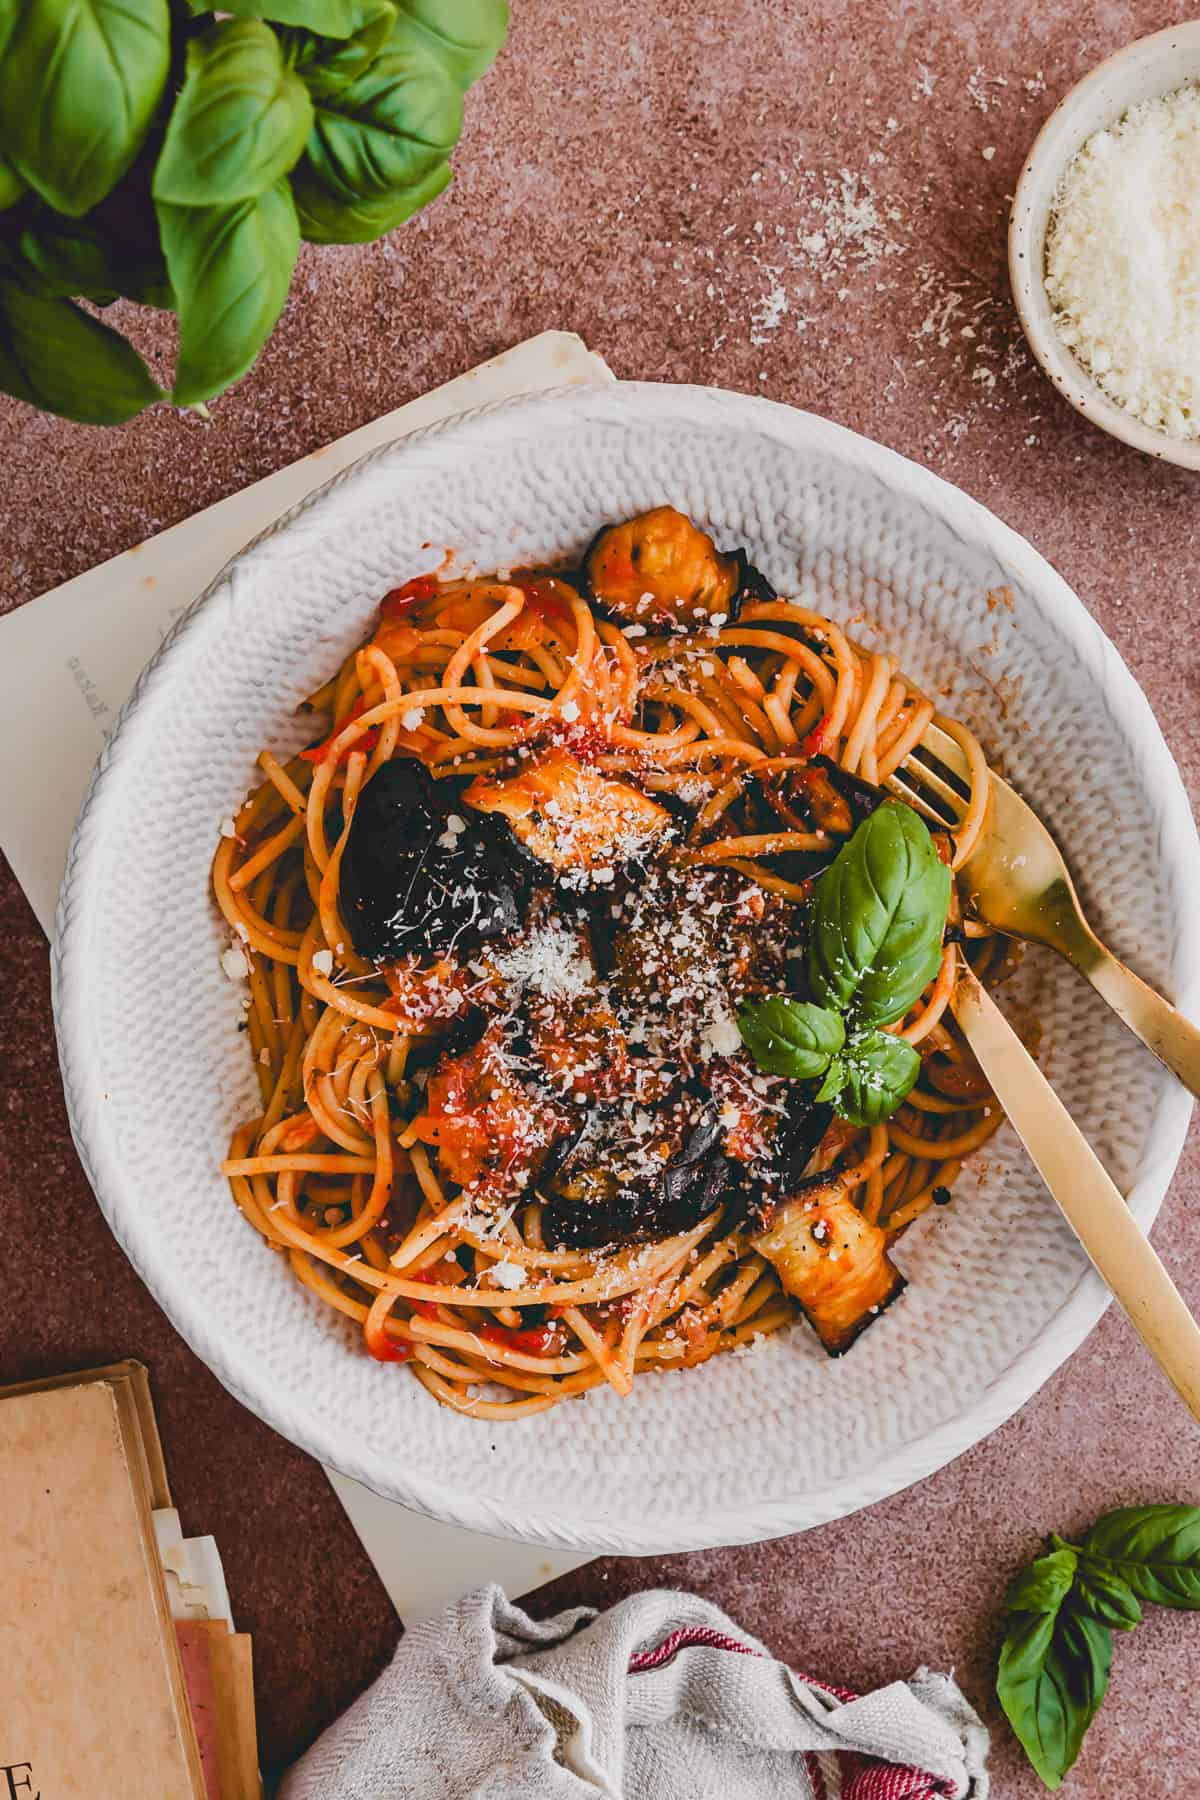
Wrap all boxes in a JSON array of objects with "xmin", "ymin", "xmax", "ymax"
[
  {"xmin": 479, "ymin": 1321, "xmax": 568, "ymax": 1357},
  {"xmin": 408, "ymin": 1024, "xmax": 572, "ymax": 1197}
]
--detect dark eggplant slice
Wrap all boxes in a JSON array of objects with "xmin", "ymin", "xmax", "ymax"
[
  {"xmin": 729, "ymin": 548, "xmax": 777, "ymax": 610},
  {"xmin": 816, "ymin": 756, "xmax": 885, "ymax": 825},
  {"xmin": 582, "ymin": 507, "xmax": 772, "ymax": 633},
  {"xmin": 341, "ymin": 757, "xmax": 532, "ymax": 962},
  {"xmin": 607, "ymin": 859, "xmax": 791, "ymax": 1054},
  {"xmin": 752, "ymin": 1175, "xmax": 906, "ymax": 1355},
  {"xmin": 760, "ymin": 1098, "xmax": 834, "ymax": 1207},
  {"xmin": 660, "ymin": 1109, "xmax": 731, "ymax": 1221},
  {"xmin": 756, "ymin": 755, "xmax": 883, "ymax": 839},
  {"xmin": 401, "ymin": 1003, "xmax": 491, "ymax": 1075},
  {"xmin": 539, "ymin": 1103, "xmax": 736, "ymax": 1249}
]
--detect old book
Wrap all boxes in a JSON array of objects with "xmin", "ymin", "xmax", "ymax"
[{"xmin": 1, "ymin": 1364, "xmax": 209, "ymax": 1798}]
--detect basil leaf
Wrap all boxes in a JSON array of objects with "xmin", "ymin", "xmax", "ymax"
[
  {"xmin": 1072, "ymin": 1563, "xmax": 1142, "ymax": 1632},
  {"xmin": 158, "ymin": 179, "xmax": 300, "ymax": 406},
  {"xmin": 16, "ymin": 217, "xmax": 171, "ymax": 307},
  {"xmin": 280, "ymin": 2, "xmax": 398, "ymax": 96},
  {"xmin": 815, "ymin": 1055, "xmax": 846, "ymax": 1104},
  {"xmin": 737, "ymin": 997, "xmax": 844, "ymax": 1080},
  {"xmin": 288, "ymin": 18, "xmax": 461, "ymax": 230},
  {"xmin": 1057, "ymin": 1610, "xmax": 1112, "ymax": 1776},
  {"xmin": 997, "ymin": 1605, "xmax": 1112, "ymax": 1791},
  {"xmin": 292, "ymin": 155, "xmax": 449, "ymax": 243},
  {"xmin": 192, "ymin": 0, "xmax": 362, "ymax": 33},
  {"xmin": 393, "ymin": 0, "xmax": 509, "ymax": 89},
  {"xmin": 809, "ymin": 801, "xmax": 951, "ymax": 1027},
  {"xmin": 0, "ymin": 277, "xmax": 160, "ymax": 423},
  {"xmin": 0, "ymin": 0, "xmax": 170, "ymax": 217},
  {"xmin": 1082, "ymin": 1505, "xmax": 1200, "ymax": 1610},
  {"xmin": 826, "ymin": 1028, "xmax": 920, "ymax": 1127},
  {"xmin": 154, "ymin": 20, "xmax": 313, "ymax": 207},
  {"xmin": 1003, "ymin": 1547, "xmax": 1078, "ymax": 1615},
  {"xmin": 0, "ymin": 153, "xmax": 25, "ymax": 210}
]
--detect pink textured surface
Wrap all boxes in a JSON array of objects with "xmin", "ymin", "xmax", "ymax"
[{"xmin": 0, "ymin": 2, "xmax": 1197, "ymax": 1792}]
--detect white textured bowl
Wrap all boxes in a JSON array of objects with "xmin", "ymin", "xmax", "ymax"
[
  {"xmin": 53, "ymin": 384, "xmax": 1200, "ymax": 1553},
  {"xmin": 1010, "ymin": 23, "xmax": 1200, "ymax": 468}
]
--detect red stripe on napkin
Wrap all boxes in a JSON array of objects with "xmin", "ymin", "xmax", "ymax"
[{"xmin": 627, "ymin": 1626, "xmax": 954, "ymax": 1800}]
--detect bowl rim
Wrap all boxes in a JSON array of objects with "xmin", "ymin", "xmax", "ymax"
[
  {"xmin": 51, "ymin": 381, "xmax": 1200, "ymax": 1552},
  {"xmin": 1009, "ymin": 21, "xmax": 1200, "ymax": 471}
]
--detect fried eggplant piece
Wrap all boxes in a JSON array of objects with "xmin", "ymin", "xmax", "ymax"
[
  {"xmin": 752, "ymin": 1175, "xmax": 905, "ymax": 1355},
  {"xmin": 539, "ymin": 1105, "xmax": 733, "ymax": 1249},
  {"xmin": 756, "ymin": 756, "xmax": 882, "ymax": 839},
  {"xmin": 464, "ymin": 748, "xmax": 672, "ymax": 882},
  {"xmin": 606, "ymin": 860, "xmax": 790, "ymax": 1059},
  {"xmin": 341, "ymin": 757, "xmax": 531, "ymax": 961},
  {"xmin": 584, "ymin": 506, "xmax": 774, "ymax": 632}
]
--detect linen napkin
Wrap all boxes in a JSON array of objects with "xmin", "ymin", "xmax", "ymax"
[{"xmin": 280, "ymin": 1584, "xmax": 989, "ymax": 1799}]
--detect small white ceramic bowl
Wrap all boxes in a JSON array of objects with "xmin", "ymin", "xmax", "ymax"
[{"xmin": 1010, "ymin": 22, "xmax": 1200, "ymax": 470}]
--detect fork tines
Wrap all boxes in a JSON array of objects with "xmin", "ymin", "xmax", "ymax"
[{"xmin": 884, "ymin": 744, "xmax": 971, "ymax": 831}]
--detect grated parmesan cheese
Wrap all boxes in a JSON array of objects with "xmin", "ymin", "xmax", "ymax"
[
  {"xmin": 220, "ymin": 944, "xmax": 249, "ymax": 981},
  {"xmin": 1045, "ymin": 82, "xmax": 1200, "ymax": 439}
]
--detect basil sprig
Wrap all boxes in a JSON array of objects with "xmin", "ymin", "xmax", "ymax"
[
  {"xmin": 737, "ymin": 801, "xmax": 948, "ymax": 1126},
  {"xmin": 0, "ymin": 0, "xmax": 508, "ymax": 421},
  {"xmin": 998, "ymin": 1505, "xmax": 1200, "ymax": 1789}
]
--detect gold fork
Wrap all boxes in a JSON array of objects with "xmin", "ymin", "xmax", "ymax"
[
  {"xmin": 885, "ymin": 720, "xmax": 1200, "ymax": 1098},
  {"xmin": 951, "ymin": 957, "xmax": 1200, "ymax": 1421}
]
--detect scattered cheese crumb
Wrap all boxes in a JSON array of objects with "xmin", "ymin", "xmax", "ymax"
[
  {"xmin": 401, "ymin": 706, "xmax": 425, "ymax": 731},
  {"xmin": 489, "ymin": 1261, "xmax": 526, "ymax": 1290},
  {"xmin": 982, "ymin": 145, "xmax": 996, "ymax": 162},
  {"xmin": 560, "ymin": 699, "xmax": 581, "ymax": 722},
  {"xmin": 699, "ymin": 1011, "xmax": 743, "ymax": 1061},
  {"xmin": 220, "ymin": 945, "xmax": 249, "ymax": 981},
  {"xmin": 219, "ymin": 817, "xmax": 237, "ymax": 839},
  {"xmin": 311, "ymin": 948, "xmax": 334, "ymax": 976}
]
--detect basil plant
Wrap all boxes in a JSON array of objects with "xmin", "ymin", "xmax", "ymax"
[{"xmin": 0, "ymin": 0, "xmax": 508, "ymax": 423}]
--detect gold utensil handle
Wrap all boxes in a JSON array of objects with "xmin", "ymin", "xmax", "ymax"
[
  {"xmin": 952, "ymin": 963, "xmax": 1200, "ymax": 1424},
  {"xmin": 1081, "ymin": 948, "xmax": 1200, "ymax": 1100}
]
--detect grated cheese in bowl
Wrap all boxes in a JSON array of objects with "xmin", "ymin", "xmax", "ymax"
[{"xmin": 1044, "ymin": 81, "xmax": 1200, "ymax": 441}]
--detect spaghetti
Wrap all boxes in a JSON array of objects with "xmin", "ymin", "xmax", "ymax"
[{"xmin": 216, "ymin": 507, "xmax": 1008, "ymax": 1419}]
